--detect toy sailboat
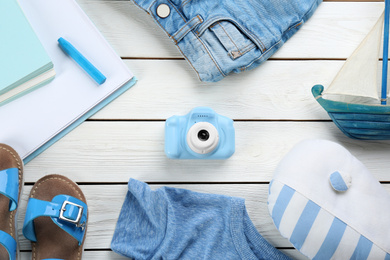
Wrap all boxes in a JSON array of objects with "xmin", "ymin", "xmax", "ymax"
[{"xmin": 312, "ymin": 1, "xmax": 390, "ymax": 140}]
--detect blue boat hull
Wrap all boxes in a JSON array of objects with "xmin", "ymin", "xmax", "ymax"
[{"xmin": 312, "ymin": 85, "xmax": 390, "ymax": 140}]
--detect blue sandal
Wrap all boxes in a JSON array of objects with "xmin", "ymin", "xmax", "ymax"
[
  {"xmin": 22, "ymin": 174, "xmax": 88, "ymax": 260},
  {"xmin": 0, "ymin": 144, "xmax": 23, "ymax": 260}
]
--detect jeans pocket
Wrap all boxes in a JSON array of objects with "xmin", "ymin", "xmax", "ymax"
[{"xmin": 209, "ymin": 21, "xmax": 257, "ymax": 60}]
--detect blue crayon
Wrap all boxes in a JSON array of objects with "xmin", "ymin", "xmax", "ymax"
[{"xmin": 58, "ymin": 37, "xmax": 106, "ymax": 85}]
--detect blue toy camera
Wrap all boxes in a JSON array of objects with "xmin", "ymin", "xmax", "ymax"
[{"xmin": 165, "ymin": 107, "xmax": 235, "ymax": 159}]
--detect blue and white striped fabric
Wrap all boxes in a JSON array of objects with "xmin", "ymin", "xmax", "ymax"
[
  {"xmin": 268, "ymin": 180, "xmax": 390, "ymax": 260},
  {"xmin": 267, "ymin": 140, "xmax": 390, "ymax": 259}
]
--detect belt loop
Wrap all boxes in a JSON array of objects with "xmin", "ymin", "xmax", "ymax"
[{"xmin": 171, "ymin": 15, "xmax": 203, "ymax": 43}]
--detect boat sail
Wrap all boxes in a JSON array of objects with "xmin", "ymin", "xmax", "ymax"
[{"xmin": 312, "ymin": 2, "xmax": 390, "ymax": 140}]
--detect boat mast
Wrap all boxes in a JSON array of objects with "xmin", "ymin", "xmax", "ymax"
[{"xmin": 381, "ymin": 0, "xmax": 390, "ymax": 105}]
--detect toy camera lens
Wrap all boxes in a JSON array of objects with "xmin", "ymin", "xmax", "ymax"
[
  {"xmin": 198, "ymin": 130, "xmax": 210, "ymax": 141},
  {"xmin": 187, "ymin": 122, "xmax": 219, "ymax": 154}
]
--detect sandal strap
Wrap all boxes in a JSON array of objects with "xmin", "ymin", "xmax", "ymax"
[
  {"xmin": 0, "ymin": 230, "xmax": 17, "ymax": 260},
  {"xmin": 0, "ymin": 168, "xmax": 19, "ymax": 211},
  {"xmin": 22, "ymin": 194, "xmax": 87, "ymax": 246}
]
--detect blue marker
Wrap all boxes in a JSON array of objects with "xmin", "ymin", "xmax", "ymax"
[{"xmin": 58, "ymin": 37, "xmax": 106, "ymax": 85}]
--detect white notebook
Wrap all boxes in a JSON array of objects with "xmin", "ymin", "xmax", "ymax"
[{"xmin": 0, "ymin": 0, "xmax": 136, "ymax": 163}]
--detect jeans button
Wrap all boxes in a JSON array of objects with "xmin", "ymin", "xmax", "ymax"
[{"xmin": 156, "ymin": 4, "xmax": 170, "ymax": 18}]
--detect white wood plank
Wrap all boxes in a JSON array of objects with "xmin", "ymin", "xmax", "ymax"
[
  {"xmin": 16, "ymin": 184, "xmax": 390, "ymax": 253},
  {"xmin": 91, "ymin": 60, "xmax": 340, "ymax": 120},
  {"xmin": 15, "ymin": 184, "xmax": 291, "ymax": 250},
  {"xmin": 24, "ymin": 122, "xmax": 390, "ymax": 183},
  {"xmin": 76, "ymin": 1, "xmax": 384, "ymax": 59},
  {"xmin": 281, "ymin": 250, "xmax": 310, "ymax": 260},
  {"xmin": 274, "ymin": 1, "xmax": 384, "ymax": 59}
]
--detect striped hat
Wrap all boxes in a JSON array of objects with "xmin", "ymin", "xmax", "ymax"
[{"xmin": 268, "ymin": 140, "xmax": 390, "ymax": 259}]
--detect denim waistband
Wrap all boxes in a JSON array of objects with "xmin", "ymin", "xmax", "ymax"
[{"xmin": 131, "ymin": 0, "xmax": 322, "ymax": 82}]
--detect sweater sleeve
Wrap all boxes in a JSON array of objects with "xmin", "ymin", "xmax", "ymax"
[{"xmin": 111, "ymin": 178, "xmax": 168, "ymax": 260}]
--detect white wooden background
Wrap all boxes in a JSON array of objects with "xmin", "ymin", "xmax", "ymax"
[{"xmin": 16, "ymin": 0, "xmax": 390, "ymax": 259}]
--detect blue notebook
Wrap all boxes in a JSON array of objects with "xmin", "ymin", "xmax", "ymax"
[
  {"xmin": 0, "ymin": 0, "xmax": 136, "ymax": 163},
  {"xmin": 0, "ymin": 0, "xmax": 55, "ymax": 106}
]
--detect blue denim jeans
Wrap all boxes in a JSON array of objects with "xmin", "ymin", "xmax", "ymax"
[{"xmin": 131, "ymin": 0, "xmax": 322, "ymax": 82}]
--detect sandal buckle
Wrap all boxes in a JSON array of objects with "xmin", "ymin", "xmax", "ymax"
[{"xmin": 59, "ymin": 201, "xmax": 84, "ymax": 227}]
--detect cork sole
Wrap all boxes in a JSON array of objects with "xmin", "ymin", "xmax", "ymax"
[
  {"xmin": 0, "ymin": 144, "xmax": 23, "ymax": 260},
  {"xmin": 29, "ymin": 174, "xmax": 88, "ymax": 260}
]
